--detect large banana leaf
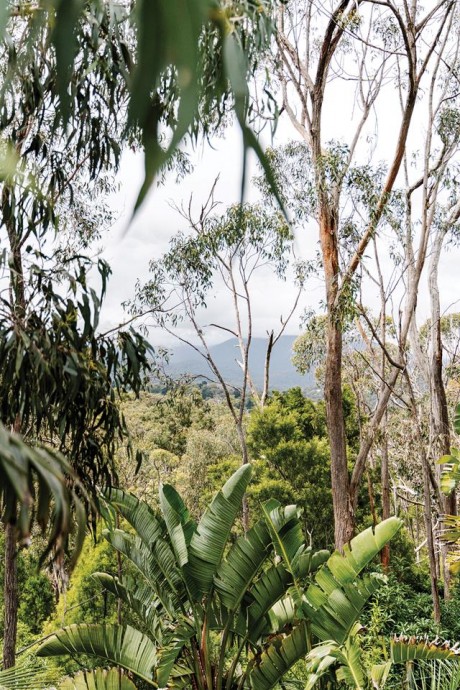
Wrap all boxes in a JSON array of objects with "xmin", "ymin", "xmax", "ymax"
[
  {"xmin": 159, "ymin": 483, "xmax": 196, "ymax": 567},
  {"xmin": 246, "ymin": 548, "xmax": 329, "ymax": 643},
  {"xmin": 325, "ymin": 518, "xmax": 402, "ymax": 583},
  {"xmin": 306, "ymin": 633, "xmax": 366, "ymax": 690},
  {"xmin": 334, "ymin": 637, "xmax": 365, "ymax": 690},
  {"xmin": 104, "ymin": 488, "xmax": 164, "ymax": 549},
  {"xmin": 302, "ymin": 518, "xmax": 401, "ymax": 644},
  {"xmin": 186, "ymin": 463, "xmax": 252, "ymax": 598},
  {"xmin": 248, "ymin": 622, "xmax": 309, "ymax": 690},
  {"xmin": 247, "ymin": 563, "xmax": 292, "ymax": 643},
  {"xmin": 261, "ymin": 500, "xmax": 305, "ymax": 574},
  {"xmin": 36, "ymin": 624, "xmax": 157, "ymax": 685},
  {"xmin": 214, "ymin": 519, "xmax": 272, "ymax": 610},
  {"xmin": 58, "ymin": 669, "xmax": 137, "ymax": 690},
  {"xmin": 103, "ymin": 528, "xmax": 183, "ymax": 614},
  {"xmin": 305, "ymin": 573, "xmax": 386, "ymax": 644}
]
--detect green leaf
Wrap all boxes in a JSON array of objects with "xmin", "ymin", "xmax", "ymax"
[
  {"xmin": 102, "ymin": 528, "xmax": 182, "ymax": 616},
  {"xmin": 335, "ymin": 637, "xmax": 366, "ymax": 690},
  {"xmin": 186, "ymin": 463, "xmax": 252, "ymax": 598},
  {"xmin": 156, "ymin": 619, "xmax": 196, "ymax": 687},
  {"xmin": 454, "ymin": 403, "xmax": 460, "ymax": 435},
  {"xmin": 36, "ymin": 624, "xmax": 157, "ymax": 686},
  {"xmin": 51, "ymin": 0, "xmax": 85, "ymax": 122},
  {"xmin": 103, "ymin": 488, "xmax": 164, "ymax": 549},
  {"xmin": 302, "ymin": 518, "xmax": 401, "ymax": 645},
  {"xmin": 92, "ymin": 573, "xmax": 161, "ymax": 634},
  {"xmin": 370, "ymin": 661, "xmax": 392, "ymax": 690},
  {"xmin": 325, "ymin": 518, "xmax": 402, "ymax": 583},
  {"xmin": 130, "ymin": 0, "xmax": 209, "ymax": 212},
  {"xmin": 248, "ymin": 622, "xmax": 309, "ymax": 690},
  {"xmin": 261, "ymin": 500, "xmax": 305, "ymax": 608},
  {"xmin": 306, "ymin": 574, "xmax": 385, "ymax": 644},
  {"xmin": 58, "ymin": 669, "xmax": 137, "ymax": 690},
  {"xmin": 0, "ymin": 424, "xmax": 86, "ymax": 563},
  {"xmin": 214, "ymin": 519, "xmax": 272, "ymax": 611},
  {"xmin": 0, "ymin": 657, "xmax": 58, "ymax": 690},
  {"xmin": 247, "ymin": 563, "xmax": 291, "ymax": 643},
  {"xmin": 160, "ymin": 483, "xmax": 196, "ymax": 567}
]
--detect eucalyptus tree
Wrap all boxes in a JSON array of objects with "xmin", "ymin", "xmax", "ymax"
[
  {"xmin": 0, "ymin": 0, "xmax": 280, "ymax": 208},
  {"xmin": 0, "ymin": 4, "xmax": 153, "ymax": 668},
  {"xmin": 354, "ymin": 39, "xmax": 460, "ymax": 608},
  {"xmin": 260, "ymin": 0, "xmax": 460, "ymax": 549},
  {"xmin": 0, "ymin": 0, "xmax": 283, "ymax": 658},
  {"xmin": 130, "ymin": 194, "xmax": 308, "ymax": 479}
]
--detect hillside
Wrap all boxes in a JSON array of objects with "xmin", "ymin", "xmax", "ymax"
[{"xmin": 164, "ymin": 335, "xmax": 320, "ymax": 396}]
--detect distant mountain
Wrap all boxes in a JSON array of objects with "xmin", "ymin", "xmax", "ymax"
[{"xmin": 164, "ymin": 335, "xmax": 320, "ymax": 396}]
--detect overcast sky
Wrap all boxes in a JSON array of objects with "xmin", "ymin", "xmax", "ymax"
[
  {"xmin": 97, "ymin": 122, "xmax": 325, "ymax": 348},
  {"xmin": 96, "ymin": 97, "xmax": 460, "ymax": 350}
]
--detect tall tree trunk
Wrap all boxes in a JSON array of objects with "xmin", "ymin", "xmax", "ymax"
[
  {"xmin": 406, "ymin": 373, "xmax": 441, "ymax": 623},
  {"xmin": 236, "ymin": 423, "xmax": 250, "ymax": 533},
  {"xmin": 429, "ymin": 226, "xmax": 454, "ymax": 599},
  {"xmin": 3, "ymin": 521, "xmax": 18, "ymax": 669},
  {"xmin": 421, "ymin": 445, "xmax": 441, "ymax": 624},
  {"xmin": 320, "ymin": 209, "xmax": 354, "ymax": 548},
  {"xmin": 3, "ymin": 185, "xmax": 27, "ymax": 668}
]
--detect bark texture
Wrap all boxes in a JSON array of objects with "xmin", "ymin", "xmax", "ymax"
[{"xmin": 3, "ymin": 521, "xmax": 18, "ymax": 669}]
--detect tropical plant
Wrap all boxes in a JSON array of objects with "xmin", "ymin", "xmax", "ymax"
[
  {"xmin": 305, "ymin": 629, "xmax": 460, "ymax": 690},
  {"xmin": 35, "ymin": 464, "xmax": 407, "ymax": 690}
]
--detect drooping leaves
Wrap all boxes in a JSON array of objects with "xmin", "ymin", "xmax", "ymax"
[
  {"xmin": 0, "ymin": 425, "xmax": 85, "ymax": 563},
  {"xmin": 37, "ymin": 624, "xmax": 157, "ymax": 686},
  {"xmin": 303, "ymin": 518, "xmax": 402, "ymax": 644}
]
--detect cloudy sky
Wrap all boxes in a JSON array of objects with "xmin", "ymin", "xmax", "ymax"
[
  {"xmin": 97, "ymin": 122, "xmax": 324, "ymax": 348},
  {"xmin": 96, "ymin": 96, "xmax": 460, "ymax": 351}
]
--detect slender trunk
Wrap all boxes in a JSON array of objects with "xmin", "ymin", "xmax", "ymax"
[
  {"xmin": 406, "ymin": 373, "xmax": 441, "ymax": 623},
  {"xmin": 3, "ymin": 521, "xmax": 18, "ymax": 669},
  {"xmin": 381, "ymin": 431, "xmax": 391, "ymax": 571},
  {"xmin": 236, "ymin": 422, "xmax": 250, "ymax": 532},
  {"xmin": 421, "ymin": 446, "xmax": 441, "ymax": 624},
  {"xmin": 366, "ymin": 467, "xmax": 377, "ymax": 527},
  {"xmin": 3, "ymin": 180, "xmax": 27, "ymax": 668},
  {"xmin": 320, "ymin": 209, "xmax": 353, "ymax": 548},
  {"xmin": 429, "ymin": 229, "xmax": 454, "ymax": 598},
  {"xmin": 261, "ymin": 331, "xmax": 274, "ymax": 408}
]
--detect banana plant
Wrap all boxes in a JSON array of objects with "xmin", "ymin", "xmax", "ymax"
[
  {"xmin": 305, "ymin": 630, "xmax": 460, "ymax": 690},
  {"xmin": 36, "ymin": 464, "xmax": 402, "ymax": 690}
]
